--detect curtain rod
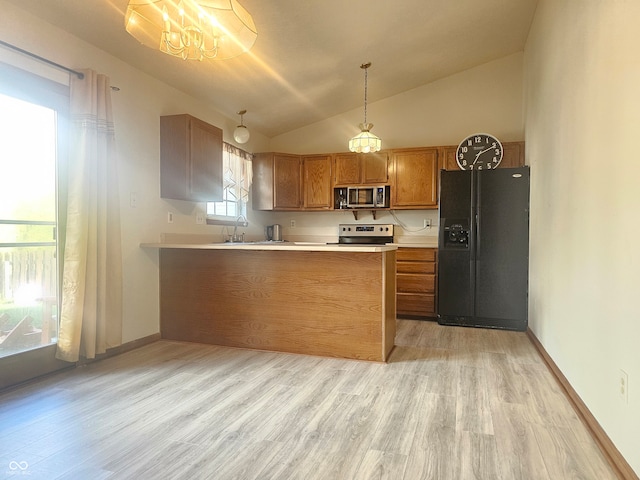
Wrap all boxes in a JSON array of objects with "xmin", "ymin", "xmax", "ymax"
[{"xmin": 0, "ymin": 39, "xmax": 85, "ymax": 79}]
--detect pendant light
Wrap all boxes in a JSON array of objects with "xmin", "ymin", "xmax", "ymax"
[
  {"xmin": 233, "ymin": 109, "xmax": 250, "ymax": 144},
  {"xmin": 349, "ymin": 62, "xmax": 381, "ymax": 153}
]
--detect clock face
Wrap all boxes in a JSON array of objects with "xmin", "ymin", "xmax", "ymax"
[{"xmin": 456, "ymin": 133, "xmax": 503, "ymax": 170}]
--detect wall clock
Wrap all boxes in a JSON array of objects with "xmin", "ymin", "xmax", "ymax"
[{"xmin": 456, "ymin": 133, "xmax": 503, "ymax": 170}]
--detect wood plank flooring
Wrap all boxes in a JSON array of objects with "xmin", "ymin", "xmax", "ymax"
[{"xmin": 0, "ymin": 320, "xmax": 618, "ymax": 479}]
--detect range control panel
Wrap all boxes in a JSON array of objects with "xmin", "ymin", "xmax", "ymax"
[{"xmin": 339, "ymin": 224, "xmax": 394, "ymax": 239}]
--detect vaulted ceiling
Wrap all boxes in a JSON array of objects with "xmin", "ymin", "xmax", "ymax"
[{"xmin": 6, "ymin": 0, "xmax": 538, "ymax": 137}]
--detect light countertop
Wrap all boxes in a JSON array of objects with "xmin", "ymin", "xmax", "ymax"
[
  {"xmin": 140, "ymin": 242, "xmax": 397, "ymax": 253},
  {"xmin": 390, "ymin": 242, "xmax": 438, "ymax": 249},
  {"xmin": 391, "ymin": 235, "xmax": 438, "ymax": 248}
]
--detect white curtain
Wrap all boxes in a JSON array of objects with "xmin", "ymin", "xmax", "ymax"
[
  {"xmin": 224, "ymin": 142, "xmax": 253, "ymax": 206},
  {"xmin": 56, "ymin": 69, "xmax": 123, "ymax": 362}
]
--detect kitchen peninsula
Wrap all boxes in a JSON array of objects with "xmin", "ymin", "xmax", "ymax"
[{"xmin": 141, "ymin": 242, "xmax": 397, "ymax": 362}]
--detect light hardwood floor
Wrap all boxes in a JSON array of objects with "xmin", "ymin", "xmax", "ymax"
[{"xmin": 0, "ymin": 320, "xmax": 618, "ymax": 480}]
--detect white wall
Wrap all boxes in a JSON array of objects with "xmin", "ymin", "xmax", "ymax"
[
  {"xmin": 270, "ymin": 53, "xmax": 525, "ymax": 154},
  {"xmin": 0, "ymin": 1, "xmax": 270, "ymax": 343},
  {"xmin": 525, "ymin": 0, "xmax": 640, "ymax": 474}
]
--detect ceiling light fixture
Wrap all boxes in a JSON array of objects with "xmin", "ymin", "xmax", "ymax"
[
  {"xmin": 124, "ymin": 0, "xmax": 257, "ymax": 61},
  {"xmin": 349, "ymin": 62, "xmax": 381, "ymax": 154},
  {"xmin": 233, "ymin": 109, "xmax": 250, "ymax": 144}
]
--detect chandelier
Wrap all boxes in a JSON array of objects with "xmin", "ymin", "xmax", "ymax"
[
  {"xmin": 349, "ymin": 62, "xmax": 381, "ymax": 153},
  {"xmin": 124, "ymin": 0, "xmax": 257, "ymax": 61}
]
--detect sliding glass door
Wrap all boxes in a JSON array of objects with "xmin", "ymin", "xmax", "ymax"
[
  {"xmin": 0, "ymin": 93, "xmax": 59, "ymax": 359},
  {"xmin": 0, "ymin": 62, "xmax": 71, "ymax": 388}
]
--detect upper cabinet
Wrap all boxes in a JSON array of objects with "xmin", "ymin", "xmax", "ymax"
[
  {"xmin": 391, "ymin": 147, "xmax": 439, "ymax": 209},
  {"xmin": 254, "ymin": 153, "xmax": 333, "ymax": 211},
  {"xmin": 500, "ymin": 142, "xmax": 525, "ymax": 168},
  {"xmin": 440, "ymin": 141, "xmax": 525, "ymax": 171},
  {"xmin": 302, "ymin": 154, "xmax": 333, "ymax": 210},
  {"xmin": 160, "ymin": 114, "xmax": 223, "ymax": 202},
  {"xmin": 334, "ymin": 151, "xmax": 389, "ymax": 185},
  {"xmin": 252, "ymin": 142, "xmax": 524, "ymax": 212},
  {"xmin": 253, "ymin": 153, "xmax": 302, "ymax": 210}
]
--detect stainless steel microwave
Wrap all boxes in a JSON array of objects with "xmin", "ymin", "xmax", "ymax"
[{"xmin": 346, "ymin": 186, "xmax": 389, "ymax": 208}]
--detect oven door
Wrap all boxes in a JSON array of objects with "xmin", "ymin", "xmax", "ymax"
[{"xmin": 338, "ymin": 236, "xmax": 388, "ymax": 245}]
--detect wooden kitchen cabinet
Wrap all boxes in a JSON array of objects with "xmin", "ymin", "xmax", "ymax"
[
  {"xmin": 252, "ymin": 153, "xmax": 302, "ymax": 210},
  {"xmin": 252, "ymin": 141, "xmax": 524, "ymax": 212},
  {"xmin": 160, "ymin": 114, "xmax": 223, "ymax": 202},
  {"xmin": 396, "ymin": 247, "xmax": 437, "ymax": 318},
  {"xmin": 391, "ymin": 147, "xmax": 438, "ymax": 209},
  {"xmin": 302, "ymin": 154, "xmax": 333, "ymax": 209},
  {"xmin": 334, "ymin": 151, "xmax": 389, "ymax": 185},
  {"xmin": 441, "ymin": 141, "xmax": 525, "ymax": 171},
  {"xmin": 500, "ymin": 141, "xmax": 525, "ymax": 168}
]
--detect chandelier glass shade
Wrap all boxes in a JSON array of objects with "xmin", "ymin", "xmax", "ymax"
[
  {"xmin": 124, "ymin": 0, "xmax": 257, "ymax": 61},
  {"xmin": 349, "ymin": 62, "xmax": 381, "ymax": 153}
]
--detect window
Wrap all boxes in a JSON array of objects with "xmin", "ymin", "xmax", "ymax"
[
  {"xmin": 0, "ymin": 61, "xmax": 70, "ymax": 386},
  {"xmin": 207, "ymin": 142, "xmax": 252, "ymax": 222}
]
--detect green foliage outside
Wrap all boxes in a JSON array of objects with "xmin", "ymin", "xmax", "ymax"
[{"xmin": 0, "ymin": 303, "xmax": 46, "ymax": 331}]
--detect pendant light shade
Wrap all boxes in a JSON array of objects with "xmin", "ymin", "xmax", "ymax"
[
  {"xmin": 349, "ymin": 62, "xmax": 381, "ymax": 153},
  {"xmin": 349, "ymin": 123, "xmax": 381, "ymax": 154},
  {"xmin": 233, "ymin": 109, "xmax": 250, "ymax": 144}
]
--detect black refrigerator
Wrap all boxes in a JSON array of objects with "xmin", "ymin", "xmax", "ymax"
[{"xmin": 437, "ymin": 166, "xmax": 530, "ymax": 331}]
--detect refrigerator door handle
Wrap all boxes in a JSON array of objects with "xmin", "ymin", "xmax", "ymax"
[
  {"xmin": 475, "ymin": 212, "xmax": 480, "ymax": 259},
  {"xmin": 475, "ymin": 172, "xmax": 481, "ymax": 259}
]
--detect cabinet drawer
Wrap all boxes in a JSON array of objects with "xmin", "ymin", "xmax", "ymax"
[
  {"xmin": 397, "ymin": 262, "xmax": 436, "ymax": 274},
  {"xmin": 397, "ymin": 273, "xmax": 435, "ymax": 293},
  {"xmin": 397, "ymin": 293, "xmax": 436, "ymax": 316},
  {"xmin": 396, "ymin": 248, "xmax": 436, "ymax": 262}
]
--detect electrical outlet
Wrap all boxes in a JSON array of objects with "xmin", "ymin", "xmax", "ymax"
[
  {"xmin": 620, "ymin": 369, "xmax": 629, "ymax": 404},
  {"xmin": 167, "ymin": 211, "xmax": 174, "ymax": 224},
  {"xmin": 196, "ymin": 213, "xmax": 205, "ymax": 224},
  {"xmin": 129, "ymin": 192, "xmax": 138, "ymax": 208},
  {"xmin": 423, "ymin": 219, "xmax": 431, "ymax": 228},
  {"xmin": 290, "ymin": 220, "xmax": 296, "ymax": 228}
]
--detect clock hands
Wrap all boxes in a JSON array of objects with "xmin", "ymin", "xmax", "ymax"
[{"xmin": 472, "ymin": 145, "xmax": 497, "ymax": 165}]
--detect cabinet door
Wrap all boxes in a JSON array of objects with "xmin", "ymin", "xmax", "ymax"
[
  {"xmin": 441, "ymin": 145, "xmax": 458, "ymax": 171},
  {"xmin": 500, "ymin": 142, "xmax": 524, "ymax": 168},
  {"xmin": 362, "ymin": 151, "xmax": 389, "ymax": 184},
  {"xmin": 160, "ymin": 114, "xmax": 222, "ymax": 202},
  {"xmin": 392, "ymin": 148, "xmax": 438, "ymax": 208},
  {"xmin": 189, "ymin": 116, "xmax": 223, "ymax": 201},
  {"xmin": 303, "ymin": 155, "xmax": 332, "ymax": 209},
  {"xmin": 252, "ymin": 153, "xmax": 275, "ymax": 210},
  {"xmin": 273, "ymin": 154, "xmax": 302, "ymax": 209},
  {"xmin": 396, "ymin": 248, "xmax": 437, "ymax": 262},
  {"xmin": 334, "ymin": 153, "xmax": 361, "ymax": 185},
  {"xmin": 397, "ymin": 273, "xmax": 436, "ymax": 293},
  {"xmin": 397, "ymin": 293, "xmax": 436, "ymax": 317}
]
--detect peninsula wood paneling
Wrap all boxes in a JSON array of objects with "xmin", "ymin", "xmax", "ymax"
[{"xmin": 160, "ymin": 249, "xmax": 396, "ymax": 361}]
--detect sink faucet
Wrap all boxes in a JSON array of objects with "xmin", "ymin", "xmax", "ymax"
[{"xmin": 232, "ymin": 215, "xmax": 248, "ymax": 242}]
